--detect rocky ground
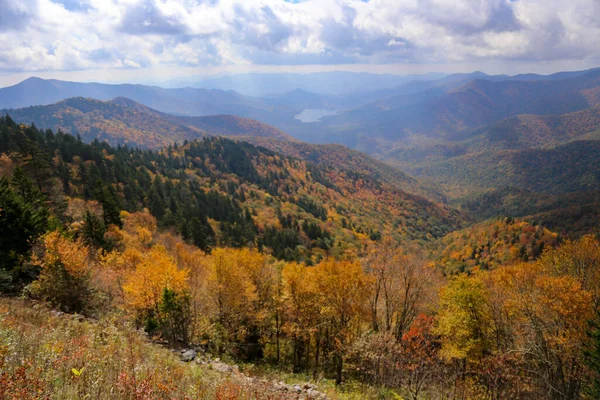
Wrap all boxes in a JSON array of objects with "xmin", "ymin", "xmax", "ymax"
[{"xmin": 175, "ymin": 348, "xmax": 329, "ymax": 399}]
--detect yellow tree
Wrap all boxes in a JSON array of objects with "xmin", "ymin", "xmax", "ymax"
[
  {"xmin": 435, "ymin": 274, "xmax": 494, "ymax": 363},
  {"xmin": 122, "ymin": 245, "xmax": 188, "ymax": 318},
  {"xmin": 30, "ymin": 231, "xmax": 95, "ymax": 314},
  {"xmin": 495, "ymin": 261, "xmax": 594, "ymax": 399},
  {"xmin": 282, "ymin": 262, "xmax": 320, "ymax": 373},
  {"xmin": 537, "ymin": 235, "xmax": 600, "ymax": 309},
  {"xmin": 207, "ymin": 248, "xmax": 258, "ymax": 354},
  {"xmin": 313, "ymin": 258, "xmax": 373, "ymax": 384}
]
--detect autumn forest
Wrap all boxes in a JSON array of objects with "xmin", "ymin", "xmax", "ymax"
[{"xmin": 1, "ymin": 106, "xmax": 600, "ymax": 400}]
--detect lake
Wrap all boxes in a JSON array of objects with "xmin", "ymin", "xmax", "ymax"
[{"xmin": 294, "ymin": 108, "xmax": 337, "ymax": 123}]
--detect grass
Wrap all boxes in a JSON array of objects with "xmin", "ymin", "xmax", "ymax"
[
  {"xmin": 0, "ymin": 297, "xmax": 398, "ymax": 399},
  {"xmin": 0, "ymin": 297, "xmax": 274, "ymax": 399}
]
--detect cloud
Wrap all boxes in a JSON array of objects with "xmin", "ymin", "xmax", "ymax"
[
  {"xmin": 0, "ymin": 0, "xmax": 37, "ymax": 32},
  {"xmin": 0, "ymin": 0, "xmax": 598, "ymax": 75},
  {"xmin": 119, "ymin": 0, "xmax": 189, "ymax": 35}
]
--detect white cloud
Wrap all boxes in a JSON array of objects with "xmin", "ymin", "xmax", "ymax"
[{"xmin": 0, "ymin": 0, "xmax": 599, "ymax": 78}]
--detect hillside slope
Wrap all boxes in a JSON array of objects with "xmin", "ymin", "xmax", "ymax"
[
  {"xmin": 170, "ymin": 114, "xmax": 295, "ymax": 141},
  {"xmin": 0, "ymin": 117, "xmax": 463, "ymax": 263},
  {"xmin": 410, "ymin": 140, "xmax": 600, "ymax": 197},
  {"xmin": 464, "ymin": 105, "xmax": 600, "ymax": 151},
  {"xmin": 1, "ymin": 97, "xmax": 205, "ymax": 148},
  {"xmin": 2, "ymin": 97, "xmax": 297, "ymax": 148},
  {"xmin": 240, "ymin": 137, "xmax": 446, "ymax": 203}
]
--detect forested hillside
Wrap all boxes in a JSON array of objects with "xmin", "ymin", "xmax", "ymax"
[
  {"xmin": 434, "ymin": 218, "xmax": 560, "ymax": 274},
  {"xmin": 0, "ymin": 115, "xmax": 460, "ymax": 266},
  {"xmin": 237, "ymin": 136, "xmax": 445, "ymax": 202}
]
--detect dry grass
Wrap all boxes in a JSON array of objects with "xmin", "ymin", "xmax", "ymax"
[{"xmin": 0, "ymin": 297, "xmax": 283, "ymax": 399}]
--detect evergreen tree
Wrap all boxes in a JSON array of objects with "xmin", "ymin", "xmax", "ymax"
[
  {"xmin": 93, "ymin": 179, "xmax": 122, "ymax": 228},
  {"xmin": 81, "ymin": 211, "xmax": 109, "ymax": 250},
  {"xmin": 187, "ymin": 216, "xmax": 214, "ymax": 254},
  {"xmin": 0, "ymin": 178, "xmax": 47, "ymax": 272}
]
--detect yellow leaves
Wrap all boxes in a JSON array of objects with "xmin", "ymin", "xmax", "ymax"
[
  {"xmin": 313, "ymin": 258, "xmax": 373, "ymax": 316},
  {"xmin": 437, "ymin": 235, "xmax": 600, "ymax": 371},
  {"xmin": 208, "ymin": 248, "xmax": 260, "ymax": 317},
  {"xmin": 122, "ymin": 245, "xmax": 189, "ymax": 312},
  {"xmin": 38, "ymin": 231, "xmax": 90, "ymax": 279},
  {"xmin": 435, "ymin": 274, "xmax": 492, "ymax": 362}
]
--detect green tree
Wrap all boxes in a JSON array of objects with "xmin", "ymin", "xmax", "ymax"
[
  {"xmin": 0, "ymin": 177, "xmax": 47, "ymax": 273},
  {"xmin": 159, "ymin": 288, "xmax": 192, "ymax": 347},
  {"xmin": 81, "ymin": 210, "xmax": 110, "ymax": 250}
]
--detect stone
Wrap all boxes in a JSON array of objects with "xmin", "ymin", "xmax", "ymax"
[{"xmin": 180, "ymin": 349, "xmax": 197, "ymax": 362}]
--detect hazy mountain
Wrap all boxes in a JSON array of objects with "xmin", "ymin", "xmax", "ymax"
[
  {"xmin": 0, "ymin": 77, "xmax": 274, "ymax": 118},
  {"xmin": 168, "ymin": 114, "xmax": 295, "ymax": 141},
  {"xmin": 399, "ymin": 139, "xmax": 600, "ymax": 235},
  {"xmin": 306, "ymin": 68, "xmax": 600, "ymax": 151},
  {"xmin": 463, "ymin": 105, "xmax": 600, "ymax": 151},
  {"xmin": 185, "ymin": 71, "xmax": 446, "ymax": 96},
  {"xmin": 409, "ymin": 140, "xmax": 600, "ymax": 197}
]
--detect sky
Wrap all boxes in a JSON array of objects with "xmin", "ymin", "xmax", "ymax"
[{"xmin": 0, "ymin": 0, "xmax": 599, "ymax": 86}]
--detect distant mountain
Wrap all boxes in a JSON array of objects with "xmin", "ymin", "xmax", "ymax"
[
  {"xmin": 1, "ymin": 97, "xmax": 204, "ymax": 148},
  {"xmin": 309, "ymin": 68, "xmax": 600, "ymax": 151},
  {"xmin": 0, "ymin": 77, "xmax": 276, "ymax": 120},
  {"xmin": 398, "ymin": 139, "xmax": 600, "ymax": 236},
  {"xmin": 2, "ymin": 97, "xmax": 295, "ymax": 148},
  {"xmin": 464, "ymin": 105, "xmax": 600, "ymax": 151},
  {"xmin": 409, "ymin": 140, "xmax": 600, "ymax": 197},
  {"xmin": 186, "ymin": 72, "xmax": 446, "ymax": 96}
]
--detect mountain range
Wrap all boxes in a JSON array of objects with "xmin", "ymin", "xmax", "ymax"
[{"xmin": 2, "ymin": 68, "xmax": 600, "ymax": 236}]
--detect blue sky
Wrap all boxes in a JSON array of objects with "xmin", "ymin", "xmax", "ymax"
[{"xmin": 0, "ymin": 0, "xmax": 599, "ymax": 86}]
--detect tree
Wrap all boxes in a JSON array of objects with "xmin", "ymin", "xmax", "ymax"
[
  {"xmin": 584, "ymin": 309, "xmax": 600, "ymax": 397},
  {"xmin": 186, "ymin": 216, "xmax": 214, "ymax": 254},
  {"xmin": 282, "ymin": 262, "xmax": 320, "ymax": 373},
  {"xmin": 0, "ymin": 177, "xmax": 47, "ymax": 274},
  {"xmin": 94, "ymin": 181, "xmax": 123, "ymax": 228},
  {"xmin": 436, "ymin": 274, "xmax": 493, "ymax": 362},
  {"xmin": 313, "ymin": 258, "xmax": 373, "ymax": 384},
  {"xmin": 81, "ymin": 210, "xmax": 109, "ymax": 250},
  {"xmin": 207, "ymin": 248, "xmax": 258, "ymax": 356},
  {"xmin": 122, "ymin": 245, "xmax": 189, "ymax": 332},
  {"xmin": 159, "ymin": 288, "xmax": 193, "ymax": 346},
  {"xmin": 362, "ymin": 241, "xmax": 438, "ymax": 339},
  {"xmin": 28, "ymin": 231, "xmax": 94, "ymax": 314}
]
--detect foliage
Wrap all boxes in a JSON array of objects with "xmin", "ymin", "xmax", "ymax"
[
  {"xmin": 0, "ymin": 116, "xmax": 462, "ymax": 268},
  {"xmin": 27, "ymin": 231, "xmax": 96, "ymax": 314},
  {"xmin": 436, "ymin": 217, "xmax": 559, "ymax": 274},
  {"xmin": 0, "ymin": 177, "xmax": 47, "ymax": 273}
]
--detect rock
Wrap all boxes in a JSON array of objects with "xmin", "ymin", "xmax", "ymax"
[
  {"xmin": 211, "ymin": 361, "xmax": 233, "ymax": 373},
  {"xmin": 180, "ymin": 349, "xmax": 197, "ymax": 362}
]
